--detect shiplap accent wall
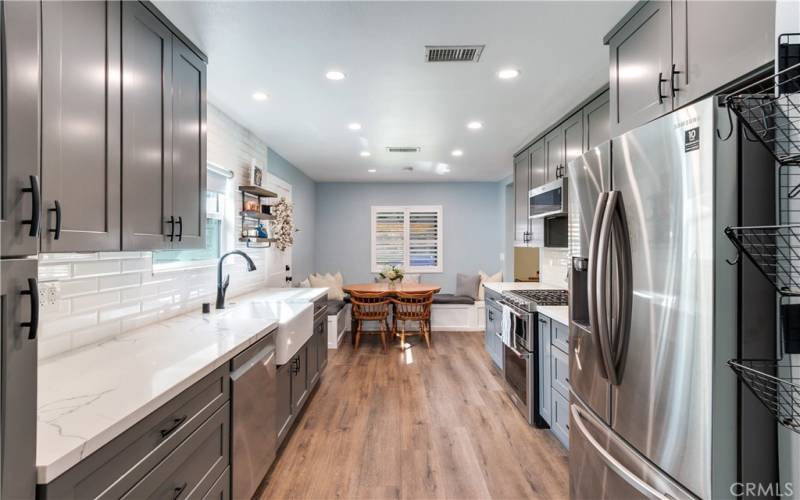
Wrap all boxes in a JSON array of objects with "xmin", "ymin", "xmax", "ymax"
[{"xmin": 37, "ymin": 104, "xmax": 273, "ymax": 360}]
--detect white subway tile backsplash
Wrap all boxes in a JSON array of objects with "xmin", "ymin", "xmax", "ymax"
[
  {"xmin": 40, "ymin": 311, "xmax": 98, "ymax": 338},
  {"xmin": 121, "ymin": 282, "xmax": 159, "ymax": 302},
  {"xmin": 99, "ymin": 273, "xmax": 140, "ymax": 291},
  {"xmin": 39, "ymin": 263, "xmax": 72, "ymax": 282},
  {"xmin": 40, "ymin": 253, "xmax": 97, "ymax": 262},
  {"xmin": 72, "ymin": 260, "xmax": 121, "ymax": 278},
  {"xmin": 121, "ymin": 258, "xmax": 149, "ymax": 273},
  {"xmin": 72, "ymin": 321, "xmax": 122, "ymax": 350},
  {"xmin": 99, "ymin": 251, "xmax": 141, "ymax": 260},
  {"xmin": 39, "ymin": 335, "xmax": 73, "ymax": 361},
  {"xmin": 58, "ymin": 278, "xmax": 99, "ymax": 298},
  {"xmin": 71, "ymin": 291, "xmax": 120, "ymax": 312},
  {"xmin": 99, "ymin": 302, "xmax": 141, "ymax": 323}
]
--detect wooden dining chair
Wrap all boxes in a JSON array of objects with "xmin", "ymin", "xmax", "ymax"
[
  {"xmin": 350, "ymin": 291, "xmax": 392, "ymax": 353},
  {"xmin": 391, "ymin": 291, "xmax": 434, "ymax": 349}
]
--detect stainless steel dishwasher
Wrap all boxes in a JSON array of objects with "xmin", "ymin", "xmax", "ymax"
[{"xmin": 231, "ymin": 331, "xmax": 277, "ymax": 500}]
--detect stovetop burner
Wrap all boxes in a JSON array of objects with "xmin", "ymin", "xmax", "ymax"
[{"xmin": 503, "ymin": 289, "xmax": 568, "ymax": 310}]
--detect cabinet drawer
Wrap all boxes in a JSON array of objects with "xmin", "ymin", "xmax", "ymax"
[
  {"xmin": 551, "ymin": 391, "xmax": 570, "ymax": 448},
  {"xmin": 42, "ymin": 365, "xmax": 230, "ymax": 499},
  {"xmin": 202, "ymin": 467, "xmax": 229, "ymax": 500},
  {"xmin": 551, "ymin": 320, "xmax": 569, "ymax": 353},
  {"xmin": 551, "ymin": 348, "xmax": 570, "ymax": 399},
  {"xmin": 123, "ymin": 402, "xmax": 230, "ymax": 500}
]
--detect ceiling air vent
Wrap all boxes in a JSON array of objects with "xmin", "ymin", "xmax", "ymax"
[
  {"xmin": 425, "ymin": 45, "xmax": 484, "ymax": 63},
  {"xmin": 386, "ymin": 146, "xmax": 421, "ymax": 153}
]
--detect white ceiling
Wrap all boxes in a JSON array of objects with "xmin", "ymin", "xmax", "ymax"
[{"xmin": 155, "ymin": 1, "xmax": 635, "ymax": 182}]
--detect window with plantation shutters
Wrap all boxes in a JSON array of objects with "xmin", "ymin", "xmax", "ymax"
[{"xmin": 371, "ymin": 206, "xmax": 443, "ymax": 273}]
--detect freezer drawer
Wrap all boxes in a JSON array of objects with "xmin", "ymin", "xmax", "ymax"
[{"xmin": 569, "ymin": 398, "xmax": 694, "ymax": 500}]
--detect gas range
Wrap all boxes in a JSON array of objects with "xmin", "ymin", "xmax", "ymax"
[{"xmin": 502, "ymin": 288, "xmax": 568, "ymax": 312}]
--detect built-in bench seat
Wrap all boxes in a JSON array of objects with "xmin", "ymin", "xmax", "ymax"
[{"xmin": 432, "ymin": 293, "xmax": 475, "ymax": 305}]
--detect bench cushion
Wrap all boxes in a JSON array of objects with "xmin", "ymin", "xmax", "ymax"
[
  {"xmin": 326, "ymin": 300, "xmax": 347, "ymax": 315},
  {"xmin": 432, "ymin": 293, "xmax": 475, "ymax": 305}
]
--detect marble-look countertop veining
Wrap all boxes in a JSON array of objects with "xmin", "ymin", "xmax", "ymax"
[
  {"xmin": 535, "ymin": 305, "xmax": 569, "ymax": 326},
  {"xmin": 35, "ymin": 287, "xmax": 327, "ymax": 484},
  {"xmin": 483, "ymin": 281, "xmax": 567, "ymax": 293}
]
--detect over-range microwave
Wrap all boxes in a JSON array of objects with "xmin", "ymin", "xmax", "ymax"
[{"xmin": 529, "ymin": 177, "xmax": 568, "ymax": 219}]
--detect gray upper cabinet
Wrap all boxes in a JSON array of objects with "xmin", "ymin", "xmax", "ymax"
[
  {"xmin": 529, "ymin": 140, "xmax": 546, "ymax": 188},
  {"xmin": 171, "ymin": 36, "xmax": 207, "ymax": 250},
  {"xmin": 562, "ymin": 111, "xmax": 583, "ymax": 172},
  {"xmin": 1, "ymin": 259, "xmax": 38, "ymax": 500},
  {"xmin": 543, "ymin": 128, "xmax": 563, "ymax": 183},
  {"xmin": 583, "ymin": 90, "xmax": 610, "ymax": 150},
  {"xmin": 41, "ymin": 1, "xmax": 121, "ymax": 253},
  {"xmin": 122, "ymin": 2, "xmax": 207, "ymax": 251},
  {"xmin": 122, "ymin": 1, "xmax": 173, "ymax": 251},
  {"xmin": 607, "ymin": 1, "xmax": 672, "ymax": 138},
  {"xmin": 671, "ymin": 0, "xmax": 774, "ymax": 108},
  {"xmin": 1, "ymin": 1, "xmax": 41, "ymax": 258},
  {"xmin": 513, "ymin": 152, "xmax": 530, "ymax": 246}
]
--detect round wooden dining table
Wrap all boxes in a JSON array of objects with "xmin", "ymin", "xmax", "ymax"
[{"xmin": 342, "ymin": 282, "xmax": 441, "ymax": 345}]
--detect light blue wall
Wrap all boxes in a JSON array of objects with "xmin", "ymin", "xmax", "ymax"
[
  {"xmin": 314, "ymin": 182, "xmax": 503, "ymax": 293},
  {"xmin": 268, "ymin": 148, "xmax": 316, "ymax": 282}
]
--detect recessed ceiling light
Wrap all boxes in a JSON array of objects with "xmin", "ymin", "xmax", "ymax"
[
  {"xmin": 451, "ymin": 149, "xmax": 463, "ymax": 157},
  {"xmin": 326, "ymin": 70, "xmax": 346, "ymax": 81},
  {"xmin": 348, "ymin": 122, "xmax": 362, "ymax": 131},
  {"xmin": 467, "ymin": 121, "xmax": 483, "ymax": 130},
  {"xmin": 360, "ymin": 151, "xmax": 371, "ymax": 157},
  {"xmin": 252, "ymin": 92, "xmax": 269, "ymax": 101},
  {"xmin": 497, "ymin": 68, "xmax": 520, "ymax": 80},
  {"xmin": 368, "ymin": 169, "xmax": 377, "ymax": 173}
]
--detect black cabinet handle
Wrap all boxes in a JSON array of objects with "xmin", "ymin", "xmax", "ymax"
[
  {"xmin": 172, "ymin": 482, "xmax": 188, "ymax": 500},
  {"xmin": 49, "ymin": 200, "xmax": 62, "ymax": 240},
  {"xmin": 166, "ymin": 216, "xmax": 175, "ymax": 242},
  {"xmin": 159, "ymin": 415, "xmax": 187, "ymax": 439},
  {"xmin": 20, "ymin": 278, "xmax": 38, "ymax": 340},
  {"xmin": 21, "ymin": 175, "xmax": 40, "ymax": 237},
  {"xmin": 670, "ymin": 64, "xmax": 681, "ymax": 97},
  {"xmin": 657, "ymin": 72, "xmax": 668, "ymax": 104},
  {"xmin": 176, "ymin": 216, "xmax": 183, "ymax": 242}
]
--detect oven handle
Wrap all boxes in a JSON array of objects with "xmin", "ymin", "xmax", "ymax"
[
  {"xmin": 497, "ymin": 300, "xmax": 524, "ymax": 317},
  {"xmin": 505, "ymin": 342, "xmax": 530, "ymax": 359}
]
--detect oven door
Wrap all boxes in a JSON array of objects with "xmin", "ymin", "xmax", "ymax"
[{"xmin": 503, "ymin": 342, "xmax": 531, "ymax": 413}]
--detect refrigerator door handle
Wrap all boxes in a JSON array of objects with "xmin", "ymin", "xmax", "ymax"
[
  {"xmin": 610, "ymin": 193, "xmax": 633, "ymax": 382},
  {"xmin": 587, "ymin": 191, "xmax": 610, "ymax": 379},
  {"xmin": 571, "ymin": 404, "xmax": 671, "ymax": 500},
  {"xmin": 596, "ymin": 192, "xmax": 618, "ymax": 383}
]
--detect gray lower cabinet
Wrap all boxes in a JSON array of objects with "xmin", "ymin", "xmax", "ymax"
[
  {"xmin": 0, "ymin": 1, "xmax": 41, "ymax": 258},
  {"xmin": 121, "ymin": 1, "xmax": 206, "ymax": 251},
  {"xmin": 40, "ymin": 0, "xmax": 121, "ymax": 253},
  {"xmin": 38, "ymin": 365, "xmax": 230, "ymax": 499},
  {"xmin": 484, "ymin": 303, "xmax": 503, "ymax": 370},
  {"xmin": 537, "ymin": 314, "xmax": 552, "ymax": 425},
  {"xmin": 276, "ymin": 334, "xmax": 325, "ymax": 448},
  {"xmin": 583, "ymin": 90, "xmax": 610, "ymax": 151},
  {"xmin": 1, "ymin": 259, "xmax": 39, "ymax": 500},
  {"xmin": 310, "ymin": 311, "xmax": 328, "ymax": 386},
  {"xmin": 202, "ymin": 468, "xmax": 230, "ymax": 500},
  {"xmin": 550, "ymin": 390, "xmax": 570, "ymax": 448}
]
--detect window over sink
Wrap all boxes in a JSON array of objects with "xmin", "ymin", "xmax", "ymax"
[{"xmin": 371, "ymin": 205, "xmax": 443, "ymax": 273}]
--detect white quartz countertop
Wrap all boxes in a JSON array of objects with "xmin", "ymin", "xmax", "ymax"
[
  {"xmin": 483, "ymin": 281, "xmax": 567, "ymax": 293},
  {"xmin": 535, "ymin": 305, "xmax": 569, "ymax": 326},
  {"xmin": 35, "ymin": 287, "xmax": 327, "ymax": 484}
]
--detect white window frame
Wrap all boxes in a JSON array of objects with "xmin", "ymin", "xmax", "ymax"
[{"xmin": 370, "ymin": 205, "xmax": 443, "ymax": 273}]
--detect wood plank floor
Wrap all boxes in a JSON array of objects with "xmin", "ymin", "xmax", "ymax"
[{"xmin": 259, "ymin": 331, "xmax": 569, "ymax": 500}]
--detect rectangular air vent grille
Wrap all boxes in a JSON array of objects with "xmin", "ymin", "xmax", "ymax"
[
  {"xmin": 386, "ymin": 147, "xmax": 421, "ymax": 153},
  {"xmin": 425, "ymin": 45, "xmax": 484, "ymax": 63}
]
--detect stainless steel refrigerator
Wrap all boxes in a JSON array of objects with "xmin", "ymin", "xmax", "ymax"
[
  {"xmin": 1, "ymin": 1, "xmax": 41, "ymax": 498},
  {"xmin": 567, "ymin": 97, "xmax": 743, "ymax": 499}
]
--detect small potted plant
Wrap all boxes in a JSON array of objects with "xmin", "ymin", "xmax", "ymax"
[{"xmin": 379, "ymin": 265, "xmax": 404, "ymax": 289}]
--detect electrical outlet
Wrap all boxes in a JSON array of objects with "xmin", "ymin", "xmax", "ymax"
[{"xmin": 38, "ymin": 282, "xmax": 59, "ymax": 312}]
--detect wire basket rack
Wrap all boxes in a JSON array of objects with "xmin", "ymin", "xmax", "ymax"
[
  {"xmin": 724, "ymin": 225, "xmax": 800, "ymax": 296},
  {"xmin": 725, "ymin": 61, "xmax": 800, "ymax": 165},
  {"xmin": 728, "ymin": 359, "xmax": 800, "ymax": 434}
]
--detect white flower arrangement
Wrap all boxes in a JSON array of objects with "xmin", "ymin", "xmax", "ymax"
[
  {"xmin": 379, "ymin": 264, "xmax": 404, "ymax": 282},
  {"xmin": 273, "ymin": 197, "xmax": 294, "ymax": 252}
]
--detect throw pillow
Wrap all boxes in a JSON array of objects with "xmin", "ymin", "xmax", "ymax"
[
  {"xmin": 478, "ymin": 270, "xmax": 503, "ymax": 300},
  {"xmin": 308, "ymin": 273, "xmax": 345, "ymax": 300},
  {"xmin": 456, "ymin": 273, "xmax": 481, "ymax": 300},
  {"xmin": 299, "ymin": 278, "xmax": 310, "ymax": 288}
]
